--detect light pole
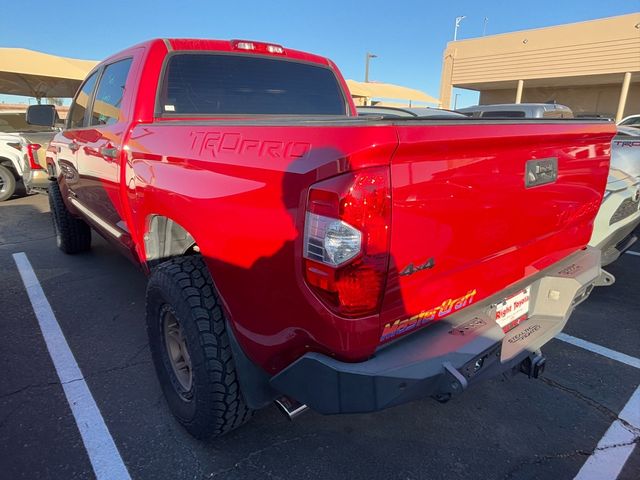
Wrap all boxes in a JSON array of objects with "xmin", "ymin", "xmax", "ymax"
[
  {"xmin": 364, "ymin": 52, "xmax": 377, "ymax": 82},
  {"xmin": 454, "ymin": 16, "xmax": 466, "ymax": 41}
]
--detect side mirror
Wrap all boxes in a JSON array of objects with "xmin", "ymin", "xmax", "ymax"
[{"xmin": 26, "ymin": 104, "xmax": 58, "ymax": 127}]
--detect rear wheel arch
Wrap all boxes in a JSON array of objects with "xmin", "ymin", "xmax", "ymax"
[
  {"xmin": 46, "ymin": 157, "xmax": 57, "ymax": 179},
  {"xmin": 0, "ymin": 157, "xmax": 20, "ymax": 178},
  {"xmin": 143, "ymin": 215, "xmax": 199, "ymax": 266}
]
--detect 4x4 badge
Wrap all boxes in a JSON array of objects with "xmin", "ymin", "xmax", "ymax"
[{"xmin": 399, "ymin": 257, "xmax": 435, "ymax": 276}]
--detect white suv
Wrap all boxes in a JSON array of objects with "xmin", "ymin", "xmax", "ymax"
[
  {"xmin": 591, "ymin": 126, "xmax": 640, "ymax": 265},
  {"xmin": 0, "ymin": 131, "xmax": 29, "ymax": 202}
]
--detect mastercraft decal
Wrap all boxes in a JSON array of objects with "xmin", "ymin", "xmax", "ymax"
[{"xmin": 381, "ymin": 289, "xmax": 477, "ymax": 341}]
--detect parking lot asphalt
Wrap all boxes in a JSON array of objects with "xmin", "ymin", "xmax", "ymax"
[{"xmin": 1, "ymin": 193, "xmax": 639, "ymax": 480}]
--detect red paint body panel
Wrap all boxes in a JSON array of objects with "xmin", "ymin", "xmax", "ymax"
[
  {"xmin": 382, "ymin": 124, "xmax": 612, "ymax": 335},
  {"xmin": 50, "ymin": 39, "xmax": 616, "ymax": 374},
  {"xmin": 126, "ymin": 123, "xmax": 399, "ymax": 371}
]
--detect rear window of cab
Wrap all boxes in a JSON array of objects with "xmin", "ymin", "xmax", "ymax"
[{"xmin": 157, "ymin": 53, "xmax": 348, "ymax": 116}]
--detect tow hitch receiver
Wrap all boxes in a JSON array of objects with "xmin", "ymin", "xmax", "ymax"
[{"xmin": 520, "ymin": 353, "xmax": 546, "ymax": 379}]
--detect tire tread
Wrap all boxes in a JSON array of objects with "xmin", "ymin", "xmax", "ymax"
[
  {"xmin": 0, "ymin": 164, "xmax": 17, "ymax": 202},
  {"xmin": 48, "ymin": 181, "xmax": 91, "ymax": 254},
  {"xmin": 146, "ymin": 256, "xmax": 252, "ymax": 438}
]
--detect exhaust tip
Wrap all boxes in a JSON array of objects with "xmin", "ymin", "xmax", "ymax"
[{"xmin": 274, "ymin": 396, "xmax": 308, "ymax": 420}]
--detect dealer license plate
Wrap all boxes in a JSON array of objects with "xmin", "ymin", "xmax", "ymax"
[{"xmin": 495, "ymin": 287, "xmax": 531, "ymax": 332}]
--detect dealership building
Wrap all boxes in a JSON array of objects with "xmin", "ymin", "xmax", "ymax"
[{"xmin": 439, "ymin": 13, "xmax": 640, "ymax": 120}]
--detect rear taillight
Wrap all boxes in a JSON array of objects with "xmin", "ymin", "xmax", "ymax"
[
  {"xmin": 26, "ymin": 144, "xmax": 42, "ymax": 170},
  {"xmin": 303, "ymin": 167, "xmax": 391, "ymax": 317}
]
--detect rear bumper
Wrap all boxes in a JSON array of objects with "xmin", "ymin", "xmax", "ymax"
[
  {"xmin": 270, "ymin": 246, "xmax": 606, "ymax": 414},
  {"xmin": 593, "ymin": 216, "xmax": 640, "ymax": 266},
  {"xmin": 23, "ymin": 168, "xmax": 49, "ymax": 192}
]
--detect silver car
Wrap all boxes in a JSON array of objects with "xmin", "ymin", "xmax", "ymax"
[{"xmin": 456, "ymin": 103, "xmax": 574, "ymax": 119}]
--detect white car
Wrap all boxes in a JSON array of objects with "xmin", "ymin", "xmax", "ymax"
[
  {"xmin": 618, "ymin": 114, "xmax": 640, "ymax": 129},
  {"xmin": 0, "ymin": 111, "xmax": 55, "ymax": 200},
  {"xmin": 590, "ymin": 126, "xmax": 640, "ymax": 265},
  {"xmin": 0, "ymin": 131, "xmax": 29, "ymax": 202}
]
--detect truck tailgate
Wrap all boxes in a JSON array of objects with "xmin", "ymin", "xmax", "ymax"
[{"xmin": 381, "ymin": 122, "xmax": 615, "ymax": 340}]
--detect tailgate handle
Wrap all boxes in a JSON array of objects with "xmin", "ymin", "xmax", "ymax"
[{"xmin": 525, "ymin": 157, "xmax": 558, "ymax": 188}]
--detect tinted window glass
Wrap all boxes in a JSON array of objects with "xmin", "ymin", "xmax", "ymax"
[
  {"xmin": 91, "ymin": 59, "xmax": 132, "ymax": 126},
  {"xmin": 481, "ymin": 110, "xmax": 526, "ymax": 118},
  {"xmin": 68, "ymin": 71, "xmax": 98, "ymax": 129},
  {"xmin": 160, "ymin": 54, "xmax": 346, "ymax": 115}
]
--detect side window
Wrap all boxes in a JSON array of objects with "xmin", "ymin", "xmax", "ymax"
[
  {"xmin": 68, "ymin": 71, "xmax": 99, "ymax": 129},
  {"xmin": 90, "ymin": 58, "xmax": 133, "ymax": 126}
]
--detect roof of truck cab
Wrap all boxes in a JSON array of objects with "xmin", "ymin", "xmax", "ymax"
[
  {"xmin": 98, "ymin": 38, "xmax": 335, "ymax": 74},
  {"xmin": 164, "ymin": 38, "xmax": 333, "ymax": 66}
]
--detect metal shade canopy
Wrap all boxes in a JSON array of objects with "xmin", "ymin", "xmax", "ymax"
[
  {"xmin": 345, "ymin": 79, "xmax": 374, "ymax": 97},
  {"xmin": 0, "ymin": 48, "xmax": 98, "ymax": 98},
  {"xmin": 346, "ymin": 79, "xmax": 439, "ymax": 105}
]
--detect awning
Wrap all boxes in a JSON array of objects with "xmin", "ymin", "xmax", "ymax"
[
  {"xmin": 345, "ymin": 80, "xmax": 373, "ymax": 97},
  {"xmin": 346, "ymin": 79, "xmax": 439, "ymax": 105},
  {"xmin": 0, "ymin": 48, "xmax": 98, "ymax": 98}
]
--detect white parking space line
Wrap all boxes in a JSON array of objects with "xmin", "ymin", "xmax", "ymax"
[
  {"xmin": 12, "ymin": 252, "xmax": 131, "ymax": 480},
  {"xmin": 574, "ymin": 385, "xmax": 640, "ymax": 480},
  {"xmin": 556, "ymin": 333, "xmax": 640, "ymax": 370},
  {"xmin": 624, "ymin": 250, "xmax": 640, "ymax": 257}
]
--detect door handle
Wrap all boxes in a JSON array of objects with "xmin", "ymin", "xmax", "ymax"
[
  {"xmin": 99, "ymin": 145, "xmax": 118, "ymax": 160},
  {"xmin": 69, "ymin": 141, "xmax": 80, "ymax": 152}
]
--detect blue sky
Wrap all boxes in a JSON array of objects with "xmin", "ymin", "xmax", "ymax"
[{"xmin": 1, "ymin": 0, "xmax": 638, "ymax": 107}]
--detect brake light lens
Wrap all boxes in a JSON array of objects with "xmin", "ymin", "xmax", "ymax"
[
  {"xmin": 266, "ymin": 45, "xmax": 284, "ymax": 54},
  {"xmin": 303, "ymin": 167, "xmax": 391, "ymax": 317},
  {"xmin": 26, "ymin": 143, "xmax": 42, "ymax": 170},
  {"xmin": 234, "ymin": 41, "xmax": 256, "ymax": 51},
  {"xmin": 231, "ymin": 40, "xmax": 286, "ymax": 55}
]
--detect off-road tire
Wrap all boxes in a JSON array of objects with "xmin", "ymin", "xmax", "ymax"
[
  {"xmin": 48, "ymin": 181, "xmax": 91, "ymax": 253},
  {"xmin": 146, "ymin": 256, "xmax": 253, "ymax": 439},
  {"xmin": 0, "ymin": 165, "xmax": 16, "ymax": 202},
  {"xmin": 14, "ymin": 180, "xmax": 28, "ymax": 197}
]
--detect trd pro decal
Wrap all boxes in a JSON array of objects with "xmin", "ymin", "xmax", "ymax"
[{"xmin": 190, "ymin": 131, "xmax": 311, "ymax": 159}]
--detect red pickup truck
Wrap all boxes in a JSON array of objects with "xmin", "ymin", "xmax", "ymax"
[{"xmin": 29, "ymin": 38, "xmax": 615, "ymax": 439}]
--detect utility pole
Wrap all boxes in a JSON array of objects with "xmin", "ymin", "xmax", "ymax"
[
  {"xmin": 483, "ymin": 17, "xmax": 488, "ymax": 36},
  {"xmin": 454, "ymin": 16, "xmax": 466, "ymax": 41},
  {"xmin": 364, "ymin": 52, "xmax": 377, "ymax": 82}
]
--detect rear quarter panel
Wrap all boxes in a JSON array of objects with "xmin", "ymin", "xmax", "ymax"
[{"xmin": 126, "ymin": 122, "xmax": 397, "ymax": 372}]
